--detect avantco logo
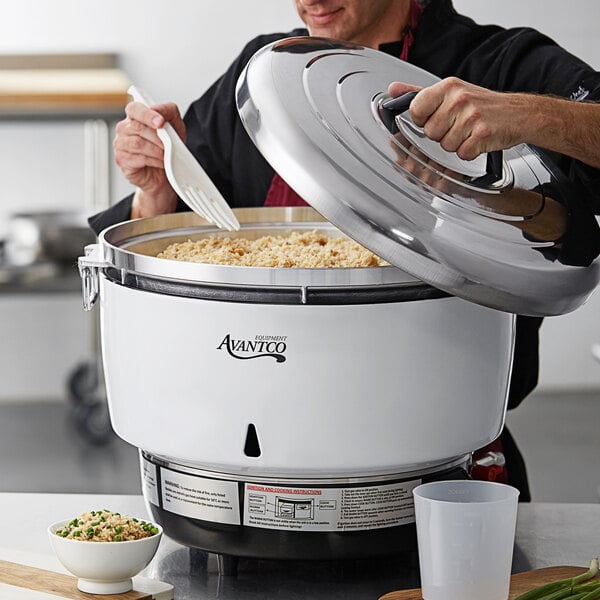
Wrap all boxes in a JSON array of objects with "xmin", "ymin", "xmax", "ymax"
[{"xmin": 217, "ymin": 334, "xmax": 287, "ymax": 363}]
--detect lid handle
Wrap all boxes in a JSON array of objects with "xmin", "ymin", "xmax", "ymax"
[
  {"xmin": 471, "ymin": 150, "xmax": 503, "ymax": 186},
  {"xmin": 380, "ymin": 90, "xmax": 419, "ymax": 114},
  {"xmin": 381, "ymin": 91, "xmax": 503, "ymax": 185}
]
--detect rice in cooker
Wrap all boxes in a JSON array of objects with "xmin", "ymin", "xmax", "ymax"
[
  {"xmin": 54, "ymin": 510, "xmax": 159, "ymax": 542},
  {"xmin": 157, "ymin": 230, "xmax": 387, "ymax": 268}
]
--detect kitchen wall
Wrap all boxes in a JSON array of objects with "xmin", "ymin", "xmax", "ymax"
[{"xmin": 0, "ymin": 0, "xmax": 599, "ymax": 400}]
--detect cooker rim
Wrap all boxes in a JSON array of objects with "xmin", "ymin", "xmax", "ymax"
[
  {"xmin": 141, "ymin": 450, "xmax": 471, "ymax": 485},
  {"xmin": 97, "ymin": 208, "xmax": 432, "ymax": 291},
  {"xmin": 103, "ymin": 266, "xmax": 450, "ymax": 305}
]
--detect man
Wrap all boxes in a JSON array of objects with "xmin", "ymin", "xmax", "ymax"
[{"xmin": 94, "ymin": 0, "xmax": 600, "ymax": 500}]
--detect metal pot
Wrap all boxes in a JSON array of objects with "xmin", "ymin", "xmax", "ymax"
[{"xmin": 5, "ymin": 211, "xmax": 95, "ymax": 267}]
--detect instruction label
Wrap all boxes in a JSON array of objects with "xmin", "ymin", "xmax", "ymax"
[
  {"xmin": 160, "ymin": 467, "xmax": 241, "ymax": 525},
  {"xmin": 140, "ymin": 457, "xmax": 159, "ymax": 506},
  {"xmin": 243, "ymin": 479, "xmax": 421, "ymax": 532}
]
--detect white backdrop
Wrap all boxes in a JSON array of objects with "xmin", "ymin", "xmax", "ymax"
[{"xmin": 0, "ymin": 0, "xmax": 599, "ymax": 398}]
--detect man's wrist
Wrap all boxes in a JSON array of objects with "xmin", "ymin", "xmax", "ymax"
[{"xmin": 130, "ymin": 188, "xmax": 178, "ymax": 219}]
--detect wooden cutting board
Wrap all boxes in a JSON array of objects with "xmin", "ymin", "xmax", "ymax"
[
  {"xmin": 380, "ymin": 566, "xmax": 597, "ymax": 600},
  {"xmin": 0, "ymin": 559, "xmax": 165, "ymax": 599}
]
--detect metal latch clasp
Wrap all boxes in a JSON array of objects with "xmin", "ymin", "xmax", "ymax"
[{"xmin": 78, "ymin": 244, "xmax": 109, "ymax": 311}]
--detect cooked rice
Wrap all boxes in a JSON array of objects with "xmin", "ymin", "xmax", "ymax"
[
  {"xmin": 157, "ymin": 230, "xmax": 387, "ymax": 268},
  {"xmin": 54, "ymin": 510, "xmax": 159, "ymax": 542}
]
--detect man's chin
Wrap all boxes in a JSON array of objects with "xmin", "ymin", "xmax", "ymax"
[{"xmin": 308, "ymin": 26, "xmax": 346, "ymax": 40}]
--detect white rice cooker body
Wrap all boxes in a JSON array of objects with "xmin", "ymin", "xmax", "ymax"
[{"xmin": 100, "ymin": 273, "xmax": 514, "ymax": 477}]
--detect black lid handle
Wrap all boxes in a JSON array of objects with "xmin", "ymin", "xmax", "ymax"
[
  {"xmin": 472, "ymin": 150, "xmax": 503, "ymax": 186},
  {"xmin": 381, "ymin": 90, "xmax": 419, "ymax": 114},
  {"xmin": 381, "ymin": 91, "xmax": 503, "ymax": 186}
]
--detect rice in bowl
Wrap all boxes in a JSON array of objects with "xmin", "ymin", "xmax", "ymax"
[{"xmin": 54, "ymin": 510, "xmax": 159, "ymax": 542}]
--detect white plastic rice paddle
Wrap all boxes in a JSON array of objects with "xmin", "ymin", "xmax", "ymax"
[{"xmin": 128, "ymin": 85, "xmax": 240, "ymax": 231}]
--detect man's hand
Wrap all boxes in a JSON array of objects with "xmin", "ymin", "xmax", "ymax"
[
  {"xmin": 388, "ymin": 77, "xmax": 600, "ymax": 169},
  {"xmin": 113, "ymin": 100, "xmax": 187, "ymax": 218},
  {"xmin": 388, "ymin": 77, "xmax": 528, "ymax": 161}
]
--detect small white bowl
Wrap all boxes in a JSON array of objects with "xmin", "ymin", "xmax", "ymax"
[{"xmin": 48, "ymin": 518, "xmax": 162, "ymax": 594}]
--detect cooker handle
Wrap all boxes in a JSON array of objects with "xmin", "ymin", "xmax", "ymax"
[
  {"xmin": 381, "ymin": 91, "xmax": 504, "ymax": 185},
  {"xmin": 78, "ymin": 244, "xmax": 110, "ymax": 311}
]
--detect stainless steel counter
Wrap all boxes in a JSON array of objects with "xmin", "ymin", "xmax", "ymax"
[{"xmin": 1, "ymin": 493, "xmax": 597, "ymax": 599}]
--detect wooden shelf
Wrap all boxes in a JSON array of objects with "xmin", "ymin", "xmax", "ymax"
[
  {"xmin": 0, "ymin": 68, "xmax": 130, "ymax": 116},
  {"xmin": 0, "ymin": 54, "xmax": 130, "ymax": 212}
]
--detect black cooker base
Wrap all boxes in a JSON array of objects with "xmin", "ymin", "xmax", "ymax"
[
  {"xmin": 144, "ymin": 464, "xmax": 468, "ymax": 562},
  {"xmin": 188, "ymin": 546, "xmax": 421, "ymax": 577},
  {"xmin": 148, "ymin": 501, "xmax": 419, "ymax": 561}
]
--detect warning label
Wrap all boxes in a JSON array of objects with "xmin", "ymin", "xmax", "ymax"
[
  {"xmin": 159, "ymin": 467, "xmax": 241, "ymax": 525},
  {"xmin": 243, "ymin": 479, "xmax": 420, "ymax": 532}
]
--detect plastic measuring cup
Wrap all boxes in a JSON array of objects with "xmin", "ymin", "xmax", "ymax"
[{"xmin": 413, "ymin": 480, "xmax": 519, "ymax": 600}]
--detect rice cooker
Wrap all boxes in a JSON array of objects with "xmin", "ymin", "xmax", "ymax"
[{"xmin": 78, "ymin": 38, "xmax": 599, "ymax": 562}]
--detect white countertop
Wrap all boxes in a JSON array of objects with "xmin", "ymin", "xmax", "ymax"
[{"xmin": 1, "ymin": 493, "xmax": 599, "ymax": 599}]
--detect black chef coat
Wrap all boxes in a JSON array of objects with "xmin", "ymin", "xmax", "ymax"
[{"xmin": 90, "ymin": 0, "xmax": 600, "ymax": 413}]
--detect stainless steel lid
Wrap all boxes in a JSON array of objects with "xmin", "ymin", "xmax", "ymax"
[{"xmin": 235, "ymin": 37, "xmax": 600, "ymax": 316}]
